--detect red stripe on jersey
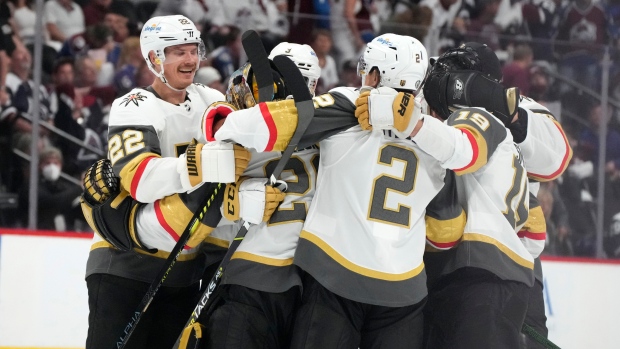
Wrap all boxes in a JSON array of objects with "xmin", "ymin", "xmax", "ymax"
[
  {"xmin": 259, "ymin": 102, "xmax": 277, "ymax": 151},
  {"xmin": 517, "ymin": 230, "xmax": 547, "ymax": 240},
  {"xmin": 154, "ymin": 200, "xmax": 191, "ymax": 250},
  {"xmin": 527, "ymin": 122, "xmax": 571, "ymax": 180},
  {"xmin": 130, "ymin": 156, "xmax": 156, "ymax": 198},
  {"xmin": 426, "ymin": 238, "xmax": 458, "ymax": 249},
  {"xmin": 453, "ymin": 129, "xmax": 479, "ymax": 172}
]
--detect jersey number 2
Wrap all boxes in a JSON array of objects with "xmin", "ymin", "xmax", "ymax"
[{"xmin": 368, "ymin": 145, "xmax": 418, "ymax": 228}]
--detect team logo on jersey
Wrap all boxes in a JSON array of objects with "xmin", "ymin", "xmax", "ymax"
[{"xmin": 119, "ymin": 92, "xmax": 147, "ymax": 107}]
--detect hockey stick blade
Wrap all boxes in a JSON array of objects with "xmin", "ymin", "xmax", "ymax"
[
  {"xmin": 114, "ymin": 184, "xmax": 223, "ymax": 349},
  {"xmin": 241, "ymin": 30, "xmax": 273, "ymax": 103},
  {"xmin": 172, "ymin": 55, "xmax": 315, "ymax": 349}
]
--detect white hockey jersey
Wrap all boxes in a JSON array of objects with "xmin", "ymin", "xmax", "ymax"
[
  {"xmin": 86, "ymin": 84, "xmax": 226, "ymax": 287},
  {"xmin": 515, "ymin": 96, "xmax": 573, "ymax": 261},
  {"xmin": 295, "ymin": 87, "xmax": 450, "ymax": 307},
  {"xmin": 416, "ymin": 107, "xmax": 534, "ymax": 286},
  {"xmin": 212, "ymin": 148, "xmax": 319, "ymax": 292}
]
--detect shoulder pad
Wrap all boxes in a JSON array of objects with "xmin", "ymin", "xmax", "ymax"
[
  {"xmin": 109, "ymin": 88, "xmax": 161, "ymax": 128},
  {"xmin": 519, "ymin": 96, "xmax": 550, "ymax": 113},
  {"xmin": 327, "ymin": 86, "xmax": 359, "ymax": 105},
  {"xmin": 188, "ymin": 83, "xmax": 226, "ymax": 104}
]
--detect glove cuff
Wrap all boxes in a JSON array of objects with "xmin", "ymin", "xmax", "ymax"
[{"xmin": 202, "ymin": 102, "xmax": 236, "ymax": 142}]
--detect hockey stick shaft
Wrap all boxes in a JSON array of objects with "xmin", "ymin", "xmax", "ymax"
[
  {"xmin": 522, "ymin": 323, "xmax": 561, "ymax": 349},
  {"xmin": 172, "ymin": 55, "xmax": 314, "ymax": 349},
  {"xmin": 115, "ymin": 184, "xmax": 222, "ymax": 349},
  {"xmin": 242, "ymin": 30, "xmax": 273, "ymax": 103}
]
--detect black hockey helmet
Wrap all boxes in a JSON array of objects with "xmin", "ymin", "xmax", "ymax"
[{"xmin": 433, "ymin": 42, "xmax": 502, "ymax": 82}]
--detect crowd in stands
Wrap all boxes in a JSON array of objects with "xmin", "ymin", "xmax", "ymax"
[{"xmin": 1, "ymin": 0, "xmax": 620, "ymax": 258}]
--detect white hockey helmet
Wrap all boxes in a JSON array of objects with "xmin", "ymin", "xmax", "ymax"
[
  {"xmin": 357, "ymin": 34, "xmax": 428, "ymax": 91},
  {"xmin": 140, "ymin": 15, "xmax": 206, "ymax": 86},
  {"xmin": 268, "ymin": 42, "xmax": 321, "ymax": 96}
]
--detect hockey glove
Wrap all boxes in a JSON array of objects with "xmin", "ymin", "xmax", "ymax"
[
  {"xmin": 222, "ymin": 177, "xmax": 286, "ymax": 225},
  {"xmin": 177, "ymin": 140, "xmax": 251, "ymax": 192},
  {"xmin": 355, "ymin": 87, "xmax": 421, "ymax": 139},
  {"xmin": 445, "ymin": 70, "xmax": 519, "ymax": 127},
  {"xmin": 202, "ymin": 102, "xmax": 237, "ymax": 142}
]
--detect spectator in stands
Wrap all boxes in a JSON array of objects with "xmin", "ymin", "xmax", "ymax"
[
  {"xmin": 337, "ymin": 59, "xmax": 361, "ymax": 88},
  {"xmin": 207, "ymin": 25, "xmax": 242, "ymax": 83},
  {"xmin": 287, "ymin": 0, "xmax": 322, "ymax": 46},
  {"xmin": 379, "ymin": 1, "xmax": 433, "ymax": 43},
  {"xmin": 539, "ymin": 181, "xmax": 573, "ymax": 256},
  {"xmin": 555, "ymin": 0, "xmax": 608, "ymax": 91},
  {"xmin": 5, "ymin": 46, "xmax": 53, "ymax": 144},
  {"xmin": 578, "ymin": 102, "xmax": 620, "ymax": 169},
  {"xmin": 83, "ymin": 24, "xmax": 116, "ymax": 86},
  {"xmin": 521, "ymin": 0, "xmax": 565, "ymax": 61},
  {"xmin": 419, "ymin": 0, "xmax": 465, "ymax": 52},
  {"xmin": 462, "ymin": 0, "xmax": 503, "ymax": 50},
  {"xmin": 113, "ymin": 37, "xmax": 144, "ymax": 96},
  {"xmin": 17, "ymin": 146, "xmax": 82, "ymax": 230},
  {"xmin": 330, "ymin": 0, "xmax": 369, "ymax": 68},
  {"xmin": 1, "ymin": 0, "xmax": 23, "ymax": 92},
  {"xmin": 82, "ymin": 0, "xmax": 112, "ymax": 27},
  {"xmin": 502, "ymin": 43, "xmax": 533, "ymax": 96},
  {"xmin": 104, "ymin": 0, "xmax": 137, "ymax": 45},
  {"xmin": 44, "ymin": 0, "xmax": 86, "ymax": 46},
  {"xmin": 528, "ymin": 63, "xmax": 556, "ymax": 102},
  {"xmin": 310, "ymin": 29, "xmax": 338, "ymax": 95},
  {"xmin": 194, "ymin": 66, "xmax": 225, "ymax": 93}
]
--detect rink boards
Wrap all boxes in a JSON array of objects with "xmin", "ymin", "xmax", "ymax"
[{"xmin": 0, "ymin": 229, "xmax": 618, "ymax": 349}]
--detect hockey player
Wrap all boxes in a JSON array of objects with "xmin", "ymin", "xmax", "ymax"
[
  {"xmin": 430, "ymin": 42, "xmax": 572, "ymax": 348},
  {"xmin": 269, "ymin": 41, "xmax": 322, "ymax": 96},
  {"xmin": 182, "ymin": 43, "xmax": 321, "ymax": 349},
  {"xmin": 80, "ymin": 15, "xmax": 284, "ymax": 349},
  {"xmin": 205, "ymin": 33, "xmax": 465, "ymax": 348},
  {"xmin": 355, "ymin": 42, "xmax": 533, "ymax": 348}
]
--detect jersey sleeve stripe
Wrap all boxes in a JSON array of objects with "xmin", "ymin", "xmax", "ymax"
[
  {"xmin": 426, "ymin": 238, "xmax": 459, "ymax": 249},
  {"xmin": 154, "ymin": 199, "xmax": 190, "ymax": 250},
  {"xmin": 527, "ymin": 121, "xmax": 573, "ymax": 181},
  {"xmin": 452, "ymin": 128, "xmax": 485, "ymax": 174},
  {"xmin": 129, "ymin": 155, "xmax": 157, "ymax": 198},
  {"xmin": 517, "ymin": 231, "xmax": 547, "ymax": 240},
  {"xmin": 156, "ymin": 195, "xmax": 216, "ymax": 249},
  {"xmin": 425, "ymin": 210, "xmax": 466, "ymax": 249},
  {"xmin": 261, "ymin": 100, "xmax": 299, "ymax": 152},
  {"xmin": 259, "ymin": 102, "xmax": 278, "ymax": 151}
]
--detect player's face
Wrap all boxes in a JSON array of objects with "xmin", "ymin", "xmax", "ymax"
[{"xmin": 163, "ymin": 43, "xmax": 199, "ymax": 89}]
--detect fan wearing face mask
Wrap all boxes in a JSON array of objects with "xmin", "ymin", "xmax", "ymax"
[{"xmin": 17, "ymin": 146, "xmax": 82, "ymax": 230}]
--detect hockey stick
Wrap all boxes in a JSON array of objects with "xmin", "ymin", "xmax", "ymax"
[
  {"xmin": 242, "ymin": 30, "xmax": 274, "ymax": 102},
  {"xmin": 114, "ymin": 184, "xmax": 223, "ymax": 349},
  {"xmin": 522, "ymin": 323, "xmax": 561, "ymax": 349},
  {"xmin": 172, "ymin": 55, "xmax": 314, "ymax": 349}
]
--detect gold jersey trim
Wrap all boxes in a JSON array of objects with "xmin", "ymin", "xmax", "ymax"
[{"xmin": 463, "ymin": 233, "xmax": 534, "ymax": 269}]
